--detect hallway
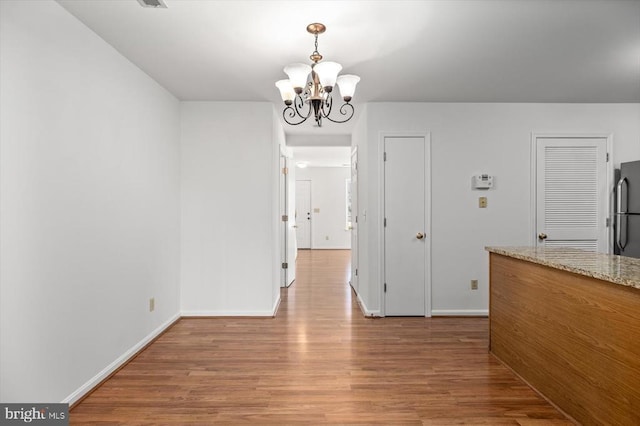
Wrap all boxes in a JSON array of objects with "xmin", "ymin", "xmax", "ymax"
[{"xmin": 71, "ymin": 250, "xmax": 569, "ymax": 424}]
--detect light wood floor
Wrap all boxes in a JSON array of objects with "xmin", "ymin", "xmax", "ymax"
[{"xmin": 71, "ymin": 250, "xmax": 571, "ymax": 425}]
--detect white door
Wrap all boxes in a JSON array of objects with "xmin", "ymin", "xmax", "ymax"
[
  {"xmin": 350, "ymin": 149, "xmax": 359, "ymax": 293},
  {"xmin": 384, "ymin": 136, "xmax": 428, "ymax": 316},
  {"xmin": 280, "ymin": 157, "xmax": 297, "ymax": 287},
  {"xmin": 535, "ymin": 136, "xmax": 609, "ymax": 252},
  {"xmin": 280, "ymin": 154, "xmax": 288, "ymax": 287},
  {"xmin": 280, "ymin": 155, "xmax": 297, "ymax": 287},
  {"xmin": 296, "ymin": 180, "xmax": 312, "ymax": 249},
  {"xmin": 286, "ymin": 160, "xmax": 297, "ymax": 284}
]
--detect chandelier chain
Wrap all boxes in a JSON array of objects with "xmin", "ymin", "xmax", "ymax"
[{"xmin": 313, "ymin": 33, "xmax": 320, "ymax": 58}]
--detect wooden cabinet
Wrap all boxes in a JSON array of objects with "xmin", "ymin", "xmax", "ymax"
[{"xmin": 488, "ymin": 251, "xmax": 640, "ymax": 426}]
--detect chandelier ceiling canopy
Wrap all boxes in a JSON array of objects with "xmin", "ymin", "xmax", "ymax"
[{"xmin": 275, "ymin": 23, "xmax": 360, "ymax": 128}]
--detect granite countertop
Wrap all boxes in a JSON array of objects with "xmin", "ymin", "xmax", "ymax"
[{"xmin": 485, "ymin": 246, "xmax": 640, "ymax": 290}]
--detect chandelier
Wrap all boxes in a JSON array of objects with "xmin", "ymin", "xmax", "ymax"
[{"xmin": 275, "ymin": 23, "xmax": 360, "ymax": 127}]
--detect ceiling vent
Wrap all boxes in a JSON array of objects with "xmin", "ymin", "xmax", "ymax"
[{"xmin": 137, "ymin": 0, "xmax": 167, "ymax": 8}]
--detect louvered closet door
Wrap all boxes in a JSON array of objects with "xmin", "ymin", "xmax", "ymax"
[{"xmin": 536, "ymin": 137, "xmax": 608, "ymax": 252}]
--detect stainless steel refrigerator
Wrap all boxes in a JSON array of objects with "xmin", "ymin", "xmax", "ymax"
[{"xmin": 615, "ymin": 160, "xmax": 640, "ymax": 258}]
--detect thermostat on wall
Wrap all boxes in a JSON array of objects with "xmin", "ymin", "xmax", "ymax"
[{"xmin": 472, "ymin": 174, "xmax": 494, "ymax": 190}]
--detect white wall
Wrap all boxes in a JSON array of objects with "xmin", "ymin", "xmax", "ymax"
[
  {"xmin": 295, "ymin": 167, "xmax": 351, "ymax": 249},
  {"xmin": 180, "ymin": 102, "xmax": 279, "ymax": 316},
  {"xmin": 354, "ymin": 102, "xmax": 640, "ymax": 316},
  {"xmin": 0, "ymin": 0, "xmax": 181, "ymax": 403}
]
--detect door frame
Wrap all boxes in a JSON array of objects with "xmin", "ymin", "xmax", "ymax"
[
  {"xmin": 378, "ymin": 132, "xmax": 432, "ymax": 317},
  {"xmin": 530, "ymin": 133, "xmax": 613, "ymax": 252},
  {"xmin": 350, "ymin": 147, "xmax": 359, "ymax": 294},
  {"xmin": 280, "ymin": 153, "xmax": 288, "ymax": 287},
  {"xmin": 280, "ymin": 151, "xmax": 297, "ymax": 288}
]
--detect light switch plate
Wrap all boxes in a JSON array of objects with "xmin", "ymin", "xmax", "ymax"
[{"xmin": 479, "ymin": 197, "xmax": 487, "ymax": 208}]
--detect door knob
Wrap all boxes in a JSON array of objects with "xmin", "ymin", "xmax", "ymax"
[
  {"xmin": 416, "ymin": 233, "xmax": 425, "ymax": 240},
  {"xmin": 538, "ymin": 233, "xmax": 548, "ymax": 240}
]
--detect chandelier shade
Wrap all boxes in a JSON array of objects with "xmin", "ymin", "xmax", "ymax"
[
  {"xmin": 313, "ymin": 61, "xmax": 342, "ymax": 92},
  {"xmin": 283, "ymin": 63, "xmax": 312, "ymax": 93},
  {"xmin": 336, "ymin": 74, "xmax": 360, "ymax": 102},
  {"xmin": 275, "ymin": 80, "xmax": 296, "ymax": 105},
  {"xmin": 275, "ymin": 23, "xmax": 360, "ymax": 127}
]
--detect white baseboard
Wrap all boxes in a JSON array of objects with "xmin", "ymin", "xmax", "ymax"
[
  {"xmin": 63, "ymin": 312, "xmax": 180, "ymax": 406},
  {"xmin": 271, "ymin": 296, "xmax": 281, "ymax": 317},
  {"xmin": 431, "ymin": 309, "xmax": 489, "ymax": 317},
  {"xmin": 308, "ymin": 247, "xmax": 351, "ymax": 250},
  {"xmin": 181, "ymin": 309, "xmax": 277, "ymax": 317},
  {"xmin": 356, "ymin": 293, "xmax": 381, "ymax": 317}
]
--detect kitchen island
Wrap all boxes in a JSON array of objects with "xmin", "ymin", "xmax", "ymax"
[{"xmin": 486, "ymin": 247, "xmax": 640, "ymax": 426}]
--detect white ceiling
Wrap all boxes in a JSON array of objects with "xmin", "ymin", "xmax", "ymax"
[{"xmin": 58, "ymin": 0, "xmax": 640, "ymax": 136}]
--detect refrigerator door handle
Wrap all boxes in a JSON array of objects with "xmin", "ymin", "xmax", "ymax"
[
  {"xmin": 616, "ymin": 177, "xmax": 628, "ymax": 214},
  {"xmin": 616, "ymin": 178, "xmax": 629, "ymax": 251},
  {"xmin": 617, "ymin": 214, "xmax": 627, "ymax": 250}
]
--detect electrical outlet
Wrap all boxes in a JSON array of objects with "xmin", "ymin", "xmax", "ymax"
[
  {"xmin": 149, "ymin": 297, "xmax": 155, "ymax": 312},
  {"xmin": 471, "ymin": 280, "xmax": 478, "ymax": 290}
]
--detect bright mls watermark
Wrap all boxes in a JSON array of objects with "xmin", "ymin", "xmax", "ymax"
[{"xmin": 1, "ymin": 404, "xmax": 68, "ymax": 425}]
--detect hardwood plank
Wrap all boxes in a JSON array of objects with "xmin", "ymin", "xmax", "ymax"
[
  {"xmin": 71, "ymin": 250, "xmax": 571, "ymax": 424},
  {"xmin": 490, "ymin": 253, "xmax": 640, "ymax": 426}
]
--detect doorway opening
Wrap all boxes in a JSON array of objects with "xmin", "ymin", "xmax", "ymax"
[{"xmin": 280, "ymin": 143, "xmax": 354, "ymax": 292}]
